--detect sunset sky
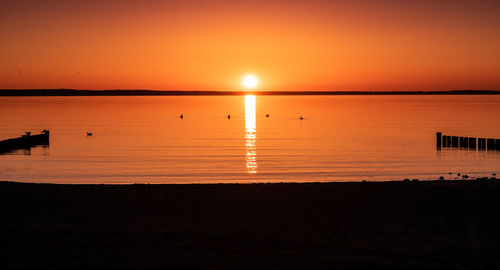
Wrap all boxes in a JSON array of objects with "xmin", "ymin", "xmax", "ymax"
[{"xmin": 1, "ymin": 0, "xmax": 499, "ymax": 91}]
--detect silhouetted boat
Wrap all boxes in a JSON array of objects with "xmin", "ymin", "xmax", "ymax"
[{"xmin": 0, "ymin": 130, "xmax": 50, "ymax": 154}]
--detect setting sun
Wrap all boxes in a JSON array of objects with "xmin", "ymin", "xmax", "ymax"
[{"xmin": 242, "ymin": 75, "xmax": 258, "ymax": 89}]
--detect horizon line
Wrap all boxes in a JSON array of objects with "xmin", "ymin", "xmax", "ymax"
[{"xmin": 1, "ymin": 89, "xmax": 500, "ymax": 96}]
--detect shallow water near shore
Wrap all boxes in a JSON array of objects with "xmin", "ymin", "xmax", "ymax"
[{"xmin": 1, "ymin": 95, "xmax": 499, "ymax": 184}]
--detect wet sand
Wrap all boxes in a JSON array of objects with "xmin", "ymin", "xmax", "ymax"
[{"xmin": 0, "ymin": 180, "xmax": 499, "ymax": 269}]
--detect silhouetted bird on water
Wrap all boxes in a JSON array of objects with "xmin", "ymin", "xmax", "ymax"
[
  {"xmin": 86, "ymin": 132, "xmax": 93, "ymax": 136},
  {"xmin": 227, "ymin": 114, "xmax": 231, "ymax": 119},
  {"xmin": 299, "ymin": 116, "xmax": 304, "ymax": 120},
  {"xmin": 266, "ymin": 114, "xmax": 270, "ymax": 118},
  {"xmin": 180, "ymin": 114, "xmax": 183, "ymax": 119},
  {"xmin": 24, "ymin": 131, "xmax": 31, "ymax": 136}
]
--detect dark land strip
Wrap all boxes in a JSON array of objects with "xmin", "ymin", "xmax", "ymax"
[
  {"xmin": 1, "ymin": 89, "xmax": 499, "ymax": 96},
  {"xmin": 0, "ymin": 181, "xmax": 499, "ymax": 269}
]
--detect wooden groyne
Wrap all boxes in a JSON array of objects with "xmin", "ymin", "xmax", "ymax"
[
  {"xmin": 0, "ymin": 131, "xmax": 50, "ymax": 154},
  {"xmin": 436, "ymin": 132, "xmax": 500, "ymax": 151}
]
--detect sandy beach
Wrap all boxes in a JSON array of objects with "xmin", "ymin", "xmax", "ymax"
[{"xmin": 0, "ymin": 180, "xmax": 499, "ymax": 269}]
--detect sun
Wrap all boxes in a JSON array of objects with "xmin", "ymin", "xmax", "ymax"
[{"xmin": 242, "ymin": 75, "xmax": 258, "ymax": 89}]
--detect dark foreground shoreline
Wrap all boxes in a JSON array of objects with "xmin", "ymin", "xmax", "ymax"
[{"xmin": 1, "ymin": 180, "xmax": 499, "ymax": 269}]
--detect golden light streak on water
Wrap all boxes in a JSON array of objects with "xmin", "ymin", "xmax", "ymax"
[{"xmin": 245, "ymin": 95, "xmax": 257, "ymax": 173}]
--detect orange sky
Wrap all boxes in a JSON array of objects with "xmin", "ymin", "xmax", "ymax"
[{"xmin": 1, "ymin": 0, "xmax": 499, "ymax": 91}]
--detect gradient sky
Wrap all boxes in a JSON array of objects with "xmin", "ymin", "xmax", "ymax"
[{"xmin": 1, "ymin": 0, "xmax": 499, "ymax": 91}]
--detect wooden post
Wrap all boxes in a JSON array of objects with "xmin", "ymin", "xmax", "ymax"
[
  {"xmin": 451, "ymin": 136, "xmax": 459, "ymax": 148},
  {"xmin": 487, "ymin": 138, "xmax": 495, "ymax": 150},
  {"xmin": 436, "ymin": 132, "xmax": 442, "ymax": 149},
  {"xmin": 478, "ymin": 138, "xmax": 486, "ymax": 150},
  {"xmin": 459, "ymin": 137, "xmax": 468, "ymax": 148},
  {"xmin": 468, "ymin": 137, "xmax": 476, "ymax": 149},
  {"xmin": 444, "ymin": 136, "xmax": 451, "ymax": 147}
]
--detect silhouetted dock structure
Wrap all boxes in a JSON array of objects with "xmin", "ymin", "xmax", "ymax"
[
  {"xmin": 436, "ymin": 132, "xmax": 499, "ymax": 151},
  {"xmin": 0, "ymin": 130, "xmax": 50, "ymax": 154}
]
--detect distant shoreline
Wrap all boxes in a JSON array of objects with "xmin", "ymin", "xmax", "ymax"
[{"xmin": 1, "ymin": 89, "xmax": 499, "ymax": 96}]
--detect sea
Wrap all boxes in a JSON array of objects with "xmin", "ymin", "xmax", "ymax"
[{"xmin": 1, "ymin": 95, "xmax": 499, "ymax": 183}]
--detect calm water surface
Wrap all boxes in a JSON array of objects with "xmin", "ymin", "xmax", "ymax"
[{"xmin": 1, "ymin": 95, "xmax": 499, "ymax": 183}]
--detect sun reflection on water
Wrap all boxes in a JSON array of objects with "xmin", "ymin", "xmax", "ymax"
[{"xmin": 245, "ymin": 95, "xmax": 257, "ymax": 174}]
